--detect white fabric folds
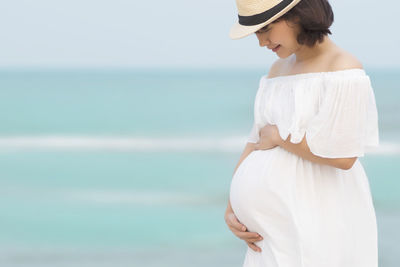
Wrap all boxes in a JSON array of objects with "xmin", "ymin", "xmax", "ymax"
[{"xmin": 246, "ymin": 69, "xmax": 379, "ymax": 158}]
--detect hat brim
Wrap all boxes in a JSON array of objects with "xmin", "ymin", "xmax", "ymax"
[{"xmin": 229, "ymin": 0, "xmax": 302, "ymax": 40}]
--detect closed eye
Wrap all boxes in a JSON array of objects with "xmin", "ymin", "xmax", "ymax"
[{"xmin": 256, "ymin": 27, "xmax": 270, "ymax": 34}]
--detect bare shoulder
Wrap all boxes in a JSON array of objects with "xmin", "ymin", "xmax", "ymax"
[
  {"xmin": 329, "ymin": 49, "xmax": 364, "ymax": 71},
  {"xmin": 266, "ymin": 58, "xmax": 289, "ymax": 78},
  {"xmin": 266, "ymin": 59, "xmax": 283, "ymax": 78}
]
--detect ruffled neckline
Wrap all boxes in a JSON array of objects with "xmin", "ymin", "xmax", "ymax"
[{"xmin": 263, "ymin": 68, "xmax": 366, "ymax": 82}]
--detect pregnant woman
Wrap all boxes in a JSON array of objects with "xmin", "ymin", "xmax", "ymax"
[{"xmin": 224, "ymin": 0, "xmax": 380, "ymax": 266}]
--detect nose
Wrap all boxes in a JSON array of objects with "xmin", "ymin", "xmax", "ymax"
[{"xmin": 255, "ymin": 34, "xmax": 270, "ymax": 47}]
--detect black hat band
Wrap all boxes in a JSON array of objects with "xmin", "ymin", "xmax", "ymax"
[{"xmin": 238, "ymin": 0, "xmax": 294, "ymax": 26}]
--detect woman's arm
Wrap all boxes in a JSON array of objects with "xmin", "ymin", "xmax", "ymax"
[
  {"xmin": 225, "ymin": 142, "xmax": 264, "ymax": 253},
  {"xmin": 257, "ymin": 124, "xmax": 357, "ymax": 170},
  {"xmin": 278, "ymin": 133, "xmax": 357, "ymax": 170}
]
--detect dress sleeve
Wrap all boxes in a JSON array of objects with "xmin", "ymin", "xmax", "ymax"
[
  {"xmin": 246, "ymin": 77, "xmax": 264, "ymax": 144},
  {"xmin": 301, "ymin": 74, "xmax": 379, "ymax": 158},
  {"xmin": 247, "ymin": 121, "xmax": 260, "ymax": 143}
]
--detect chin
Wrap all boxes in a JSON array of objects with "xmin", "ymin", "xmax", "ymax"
[
  {"xmin": 277, "ymin": 54, "xmax": 290, "ymax": 59},
  {"xmin": 276, "ymin": 50, "xmax": 293, "ymax": 59}
]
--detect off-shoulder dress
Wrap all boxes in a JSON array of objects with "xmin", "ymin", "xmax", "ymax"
[{"xmin": 229, "ymin": 68, "xmax": 380, "ymax": 267}]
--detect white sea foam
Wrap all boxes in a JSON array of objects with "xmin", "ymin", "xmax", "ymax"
[
  {"xmin": 1, "ymin": 185, "xmax": 223, "ymax": 206},
  {"xmin": 67, "ymin": 189, "xmax": 222, "ymax": 205},
  {"xmin": 0, "ymin": 135, "xmax": 399, "ymax": 155},
  {"xmin": 0, "ymin": 135, "xmax": 243, "ymax": 152}
]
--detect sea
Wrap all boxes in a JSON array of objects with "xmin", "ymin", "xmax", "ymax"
[{"xmin": 0, "ymin": 67, "xmax": 399, "ymax": 267}]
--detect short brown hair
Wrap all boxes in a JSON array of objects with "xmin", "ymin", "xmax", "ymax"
[{"xmin": 261, "ymin": 0, "xmax": 334, "ymax": 47}]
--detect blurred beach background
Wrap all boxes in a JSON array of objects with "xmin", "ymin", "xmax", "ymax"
[{"xmin": 0, "ymin": 1, "xmax": 399, "ymax": 267}]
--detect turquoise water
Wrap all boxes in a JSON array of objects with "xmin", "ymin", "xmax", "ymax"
[{"xmin": 0, "ymin": 68, "xmax": 399, "ymax": 266}]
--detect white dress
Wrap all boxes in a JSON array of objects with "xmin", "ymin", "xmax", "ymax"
[{"xmin": 229, "ymin": 68, "xmax": 380, "ymax": 267}]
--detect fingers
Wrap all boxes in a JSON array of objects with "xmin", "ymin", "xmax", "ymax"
[
  {"xmin": 246, "ymin": 241, "xmax": 262, "ymax": 252},
  {"xmin": 226, "ymin": 213, "xmax": 263, "ymax": 238},
  {"xmin": 254, "ymin": 141, "xmax": 277, "ymax": 150},
  {"xmin": 226, "ymin": 213, "xmax": 247, "ymax": 231},
  {"xmin": 236, "ymin": 231, "xmax": 263, "ymax": 242},
  {"xmin": 230, "ymin": 225, "xmax": 264, "ymax": 243}
]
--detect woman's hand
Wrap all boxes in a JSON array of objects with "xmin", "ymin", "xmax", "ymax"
[
  {"xmin": 225, "ymin": 206, "xmax": 263, "ymax": 252},
  {"xmin": 254, "ymin": 123, "xmax": 283, "ymax": 150}
]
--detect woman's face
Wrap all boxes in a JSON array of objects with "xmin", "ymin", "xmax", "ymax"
[{"xmin": 255, "ymin": 19, "xmax": 301, "ymax": 58}]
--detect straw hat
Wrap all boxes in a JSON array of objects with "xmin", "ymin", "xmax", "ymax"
[{"xmin": 230, "ymin": 0, "xmax": 302, "ymax": 40}]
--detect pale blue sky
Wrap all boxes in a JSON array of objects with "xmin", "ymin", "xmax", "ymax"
[{"xmin": 0, "ymin": 0, "xmax": 398, "ymax": 69}]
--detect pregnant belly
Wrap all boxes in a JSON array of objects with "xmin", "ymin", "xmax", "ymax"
[
  {"xmin": 229, "ymin": 147, "xmax": 317, "ymax": 267},
  {"xmin": 229, "ymin": 146, "xmax": 297, "ymax": 235}
]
